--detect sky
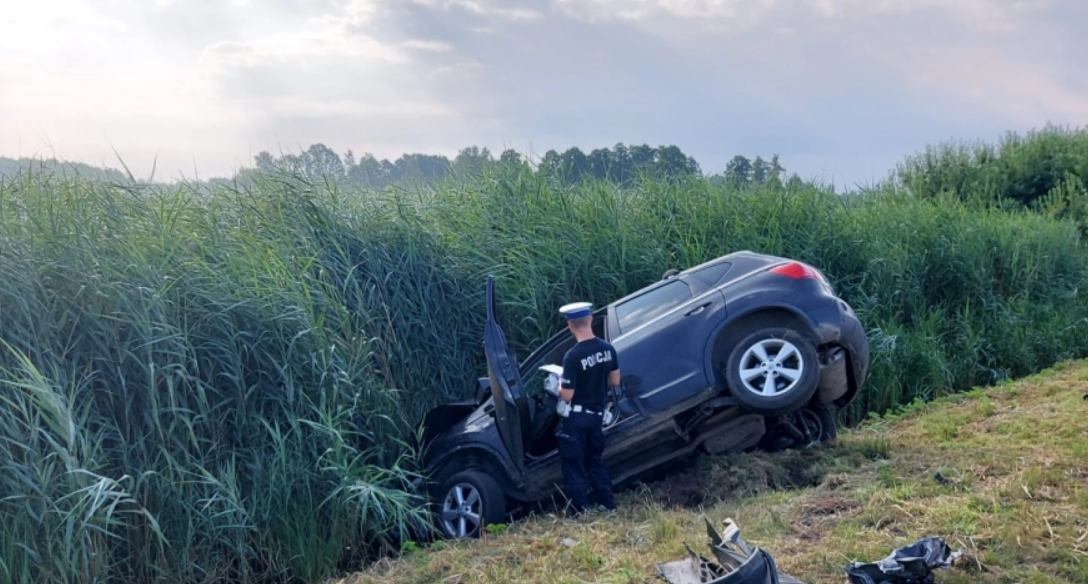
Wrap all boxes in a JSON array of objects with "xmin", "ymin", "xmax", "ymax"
[{"xmin": 1, "ymin": 0, "xmax": 1085, "ymax": 187}]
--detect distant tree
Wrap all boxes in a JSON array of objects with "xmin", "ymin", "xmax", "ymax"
[
  {"xmin": 302, "ymin": 143, "xmax": 344, "ymax": 179},
  {"xmin": 612, "ymin": 143, "xmax": 632, "ymax": 185},
  {"xmin": 252, "ymin": 144, "xmax": 343, "ymax": 180},
  {"xmin": 725, "ymin": 155, "xmax": 753, "ymax": 186},
  {"xmin": 497, "ymin": 149, "xmax": 531, "ymax": 176},
  {"xmin": 453, "ymin": 146, "xmax": 493, "ymax": 176},
  {"xmin": 559, "ymin": 147, "xmax": 589, "ymax": 183},
  {"xmin": 0, "ymin": 156, "xmax": 128, "ymax": 182},
  {"xmin": 499, "ymin": 149, "xmax": 524, "ymax": 167},
  {"xmin": 530, "ymin": 142, "xmax": 701, "ymax": 185},
  {"xmin": 629, "ymin": 144, "xmax": 655, "ymax": 171},
  {"xmin": 752, "ymin": 156, "xmax": 769, "ymax": 184},
  {"xmin": 347, "ymin": 153, "xmax": 388, "ymax": 187},
  {"xmin": 769, "ymin": 155, "xmax": 785, "ymax": 183},
  {"xmin": 656, "ymin": 145, "xmax": 701, "ymax": 181},
  {"xmin": 749, "ymin": 155, "xmax": 787, "ymax": 185},
  {"xmin": 538, "ymin": 150, "xmax": 562, "ymax": 179},
  {"xmin": 381, "ymin": 159, "xmax": 397, "ymax": 180},
  {"xmin": 586, "ymin": 148, "xmax": 613, "ymax": 181},
  {"xmin": 396, "ymin": 153, "xmax": 451, "ymax": 183}
]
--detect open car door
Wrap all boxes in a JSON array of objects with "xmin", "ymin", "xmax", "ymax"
[{"xmin": 483, "ymin": 275, "xmax": 531, "ymax": 471}]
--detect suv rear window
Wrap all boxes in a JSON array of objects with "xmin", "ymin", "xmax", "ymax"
[{"xmin": 615, "ymin": 280, "xmax": 692, "ymax": 334}]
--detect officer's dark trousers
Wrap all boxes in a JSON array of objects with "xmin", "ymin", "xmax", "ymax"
[{"xmin": 557, "ymin": 410, "xmax": 616, "ymax": 513}]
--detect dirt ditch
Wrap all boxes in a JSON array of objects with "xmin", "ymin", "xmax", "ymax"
[{"xmin": 637, "ymin": 447, "xmax": 837, "ymax": 509}]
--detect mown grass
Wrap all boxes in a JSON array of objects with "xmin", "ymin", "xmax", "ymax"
[
  {"xmin": 342, "ymin": 358, "xmax": 1088, "ymax": 584},
  {"xmin": 3, "ymin": 127, "xmax": 1088, "ymax": 583}
]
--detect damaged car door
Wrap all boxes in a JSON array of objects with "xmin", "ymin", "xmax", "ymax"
[{"xmin": 482, "ymin": 274, "xmax": 532, "ymax": 472}]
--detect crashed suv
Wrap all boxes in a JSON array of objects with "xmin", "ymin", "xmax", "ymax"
[{"xmin": 420, "ymin": 251, "xmax": 869, "ymax": 539}]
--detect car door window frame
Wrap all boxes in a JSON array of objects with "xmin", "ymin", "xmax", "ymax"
[
  {"xmin": 690, "ymin": 261, "xmax": 732, "ymax": 288},
  {"xmin": 614, "ymin": 279, "xmax": 693, "ymax": 336},
  {"xmin": 519, "ymin": 309, "xmax": 609, "ymax": 377}
]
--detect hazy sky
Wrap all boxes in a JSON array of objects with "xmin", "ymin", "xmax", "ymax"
[{"xmin": 2, "ymin": 0, "xmax": 1085, "ymax": 186}]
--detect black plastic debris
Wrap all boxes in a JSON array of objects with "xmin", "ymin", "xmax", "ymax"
[
  {"xmin": 653, "ymin": 517, "xmax": 807, "ymax": 584},
  {"xmin": 844, "ymin": 537, "xmax": 963, "ymax": 584}
]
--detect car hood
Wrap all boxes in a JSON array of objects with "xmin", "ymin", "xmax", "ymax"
[{"xmin": 421, "ymin": 400, "xmax": 501, "ymax": 468}]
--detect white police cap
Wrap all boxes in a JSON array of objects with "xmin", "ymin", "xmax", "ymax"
[{"xmin": 559, "ymin": 301, "xmax": 593, "ymax": 320}]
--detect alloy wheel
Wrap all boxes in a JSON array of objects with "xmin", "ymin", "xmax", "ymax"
[
  {"xmin": 736, "ymin": 338, "xmax": 806, "ymax": 397},
  {"xmin": 441, "ymin": 482, "xmax": 482, "ymax": 538}
]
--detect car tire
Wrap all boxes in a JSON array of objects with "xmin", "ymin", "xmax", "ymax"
[
  {"xmin": 800, "ymin": 403, "xmax": 837, "ymax": 444},
  {"xmin": 759, "ymin": 403, "xmax": 837, "ymax": 452},
  {"xmin": 725, "ymin": 327, "xmax": 819, "ymax": 417},
  {"xmin": 436, "ymin": 470, "xmax": 506, "ymax": 539}
]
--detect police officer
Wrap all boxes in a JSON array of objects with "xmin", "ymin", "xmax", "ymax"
[{"xmin": 556, "ymin": 301, "xmax": 619, "ymax": 515}]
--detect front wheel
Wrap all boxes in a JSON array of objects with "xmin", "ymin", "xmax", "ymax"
[
  {"xmin": 725, "ymin": 327, "xmax": 819, "ymax": 417},
  {"xmin": 759, "ymin": 404, "xmax": 837, "ymax": 452},
  {"xmin": 436, "ymin": 470, "xmax": 507, "ymax": 539}
]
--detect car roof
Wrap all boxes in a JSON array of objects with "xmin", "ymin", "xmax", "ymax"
[{"xmin": 604, "ymin": 250, "xmax": 779, "ymax": 308}]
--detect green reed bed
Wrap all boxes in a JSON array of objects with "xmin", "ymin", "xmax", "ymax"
[{"xmin": 1, "ymin": 139, "xmax": 1088, "ymax": 583}]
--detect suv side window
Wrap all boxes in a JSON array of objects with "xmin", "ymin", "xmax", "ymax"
[
  {"xmin": 691, "ymin": 262, "xmax": 732, "ymax": 287},
  {"xmin": 615, "ymin": 280, "xmax": 692, "ymax": 334}
]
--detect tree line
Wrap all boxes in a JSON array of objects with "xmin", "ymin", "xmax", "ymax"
[
  {"xmin": 250, "ymin": 143, "xmax": 788, "ymax": 189},
  {"xmin": 1, "ymin": 145, "xmax": 794, "ymax": 191},
  {"xmin": 0, "ymin": 156, "xmax": 128, "ymax": 183}
]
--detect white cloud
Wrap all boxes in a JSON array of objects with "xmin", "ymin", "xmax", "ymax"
[
  {"xmin": 401, "ymin": 39, "xmax": 455, "ymax": 51},
  {"xmin": 262, "ymin": 96, "xmax": 458, "ymax": 118},
  {"xmin": 199, "ymin": 17, "xmax": 410, "ymax": 73},
  {"xmin": 428, "ymin": 60, "xmax": 485, "ymax": 81},
  {"xmin": 544, "ymin": 0, "xmax": 1081, "ymax": 146},
  {"xmin": 553, "ymin": 0, "xmax": 777, "ymax": 22},
  {"xmin": 402, "ymin": 0, "xmax": 544, "ymax": 19},
  {"xmin": 1, "ymin": 0, "xmax": 1084, "ymax": 184},
  {"xmin": 888, "ymin": 45, "xmax": 1088, "ymax": 125},
  {"xmin": 552, "ymin": 0, "xmax": 1043, "ymax": 32}
]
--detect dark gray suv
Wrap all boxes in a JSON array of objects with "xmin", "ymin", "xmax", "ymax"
[{"xmin": 419, "ymin": 251, "xmax": 869, "ymax": 539}]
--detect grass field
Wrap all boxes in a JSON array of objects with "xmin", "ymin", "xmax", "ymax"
[{"xmin": 339, "ymin": 358, "xmax": 1088, "ymax": 584}]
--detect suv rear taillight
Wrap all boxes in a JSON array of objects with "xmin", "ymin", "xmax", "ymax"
[
  {"xmin": 769, "ymin": 262, "xmax": 819, "ymax": 279},
  {"xmin": 770, "ymin": 262, "xmax": 834, "ymax": 292}
]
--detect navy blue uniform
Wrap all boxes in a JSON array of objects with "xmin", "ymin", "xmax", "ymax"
[{"xmin": 558, "ymin": 337, "xmax": 618, "ymax": 513}]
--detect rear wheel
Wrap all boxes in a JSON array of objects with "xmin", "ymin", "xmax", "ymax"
[
  {"xmin": 725, "ymin": 327, "xmax": 819, "ymax": 417},
  {"xmin": 436, "ymin": 470, "xmax": 507, "ymax": 539}
]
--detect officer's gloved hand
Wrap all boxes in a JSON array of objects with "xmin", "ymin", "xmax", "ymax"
[{"xmin": 557, "ymin": 398, "xmax": 571, "ymax": 418}]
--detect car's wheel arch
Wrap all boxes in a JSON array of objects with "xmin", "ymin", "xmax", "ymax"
[
  {"xmin": 425, "ymin": 445, "xmax": 520, "ymax": 500},
  {"xmin": 704, "ymin": 305, "xmax": 820, "ymax": 388}
]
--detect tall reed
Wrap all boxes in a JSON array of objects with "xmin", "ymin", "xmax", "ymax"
[{"xmin": 2, "ymin": 138, "xmax": 1088, "ymax": 582}]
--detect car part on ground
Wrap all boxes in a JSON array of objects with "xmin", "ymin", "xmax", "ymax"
[
  {"xmin": 843, "ymin": 537, "xmax": 963, "ymax": 584},
  {"xmin": 653, "ymin": 517, "xmax": 806, "ymax": 584}
]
